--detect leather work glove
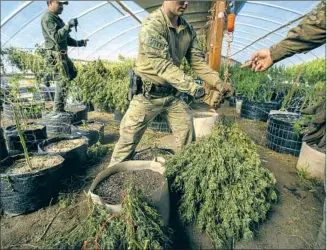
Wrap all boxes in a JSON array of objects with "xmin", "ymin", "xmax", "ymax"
[
  {"xmin": 202, "ymin": 88, "xmax": 224, "ymax": 109},
  {"xmin": 68, "ymin": 18, "xmax": 78, "ymax": 29},
  {"xmin": 220, "ymin": 82, "xmax": 235, "ymax": 99},
  {"xmin": 300, "ymin": 100, "xmax": 326, "ymax": 151}
]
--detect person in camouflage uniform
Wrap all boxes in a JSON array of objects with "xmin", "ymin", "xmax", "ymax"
[
  {"xmin": 242, "ymin": 2, "xmax": 325, "ymax": 249},
  {"xmin": 41, "ymin": 0, "xmax": 88, "ymax": 112},
  {"xmin": 109, "ymin": 1, "xmax": 234, "ymax": 167}
]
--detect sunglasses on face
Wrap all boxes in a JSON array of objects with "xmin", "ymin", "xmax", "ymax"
[{"xmin": 177, "ymin": 1, "xmax": 188, "ymax": 6}]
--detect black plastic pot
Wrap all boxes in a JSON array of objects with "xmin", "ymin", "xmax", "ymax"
[
  {"xmin": 266, "ymin": 113, "xmax": 303, "ymax": 156},
  {"xmin": 38, "ymin": 136, "xmax": 88, "ymax": 176},
  {"xmin": 42, "ymin": 111, "xmax": 73, "ymax": 137},
  {"xmin": 2, "ymin": 102, "xmax": 44, "ymax": 121},
  {"xmin": 148, "ymin": 114, "xmax": 172, "ymax": 133},
  {"xmin": 71, "ymin": 121, "xmax": 105, "ymax": 146},
  {"xmin": 0, "ymin": 153, "xmax": 65, "ymax": 215},
  {"xmin": 0, "ymin": 128, "xmax": 8, "ymax": 161},
  {"xmin": 240, "ymin": 100, "xmax": 281, "ymax": 122},
  {"xmin": 65, "ymin": 104, "xmax": 88, "ymax": 123},
  {"xmin": 4, "ymin": 123, "xmax": 47, "ymax": 153}
]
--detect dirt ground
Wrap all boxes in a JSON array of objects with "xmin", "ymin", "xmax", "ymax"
[{"xmin": 0, "ymin": 103, "xmax": 325, "ymax": 249}]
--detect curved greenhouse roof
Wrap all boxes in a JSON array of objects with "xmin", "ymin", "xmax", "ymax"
[{"xmin": 1, "ymin": 1, "xmax": 325, "ymax": 66}]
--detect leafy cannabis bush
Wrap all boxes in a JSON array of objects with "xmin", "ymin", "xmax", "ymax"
[
  {"xmin": 72, "ymin": 57, "xmax": 135, "ymax": 113},
  {"xmin": 222, "ymin": 64, "xmax": 287, "ymax": 103},
  {"xmin": 222, "ymin": 58, "xmax": 325, "ymax": 110},
  {"xmin": 165, "ymin": 119, "xmax": 277, "ymax": 248}
]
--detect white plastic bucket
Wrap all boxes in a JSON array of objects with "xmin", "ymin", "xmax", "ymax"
[
  {"xmin": 296, "ymin": 142, "xmax": 326, "ymax": 180},
  {"xmin": 193, "ymin": 111, "xmax": 218, "ymax": 139},
  {"xmin": 88, "ymin": 160, "xmax": 170, "ymax": 225},
  {"xmin": 236, "ymin": 100, "xmax": 243, "ymax": 114}
]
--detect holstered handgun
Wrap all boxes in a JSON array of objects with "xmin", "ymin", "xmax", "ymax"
[{"xmin": 128, "ymin": 69, "xmax": 143, "ymax": 101}]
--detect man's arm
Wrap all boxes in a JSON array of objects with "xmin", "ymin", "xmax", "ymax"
[
  {"xmin": 185, "ymin": 28, "xmax": 224, "ymax": 89},
  {"xmin": 140, "ymin": 20, "xmax": 211, "ymax": 96},
  {"xmin": 270, "ymin": 1, "xmax": 326, "ymax": 63},
  {"xmin": 42, "ymin": 16, "xmax": 71, "ymax": 44},
  {"xmin": 67, "ymin": 36, "xmax": 86, "ymax": 47}
]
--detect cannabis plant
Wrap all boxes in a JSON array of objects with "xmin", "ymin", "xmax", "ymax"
[{"xmin": 165, "ymin": 119, "xmax": 277, "ymax": 248}]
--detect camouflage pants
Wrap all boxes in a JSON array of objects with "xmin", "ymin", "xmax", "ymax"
[{"xmin": 109, "ymin": 94, "xmax": 194, "ymax": 167}]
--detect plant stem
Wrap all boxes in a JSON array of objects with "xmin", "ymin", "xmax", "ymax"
[{"xmin": 13, "ymin": 106, "xmax": 33, "ymax": 171}]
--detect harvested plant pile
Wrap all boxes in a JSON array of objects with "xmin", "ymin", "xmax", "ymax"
[
  {"xmin": 40, "ymin": 187, "xmax": 171, "ymax": 249},
  {"xmin": 86, "ymin": 143, "xmax": 109, "ymax": 165},
  {"xmin": 165, "ymin": 119, "xmax": 277, "ymax": 248},
  {"xmin": 133, "ymin": 147, "xmax": 174, "ymax": 161},
  {"xmin": 93, "ymin": 169, "xmax": 165, "ymax": 204}
]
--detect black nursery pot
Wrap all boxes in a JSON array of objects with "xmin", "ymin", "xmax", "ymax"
[
  {"xmin": 4, "ymin": 123, "xmax": 47, "ymax": 154},
  {"xmin": 42, "ymin": 111, "xmax": 73, "ymax": 137},
  {"xmin": 0, "ymin": 127, "xmax": 8, "ymax": 161},
  {"xmin": 0, "ymin": 153, "xmax": 65, "ymax": 216},
  {"xmin": 71, "ymin": 121, "xmax": 105, "ymax": 146},
  {"xmin": 38, "ymin": 136, "xmax": 88, "ymax": 177},
  {"xmin": 2, "ymin": 102, "xmax": 44, "ymax": 121},
  {"xmin": 240, "ymin": 100, "xmax": 281, "ymax": 122},
  {"xmin": 65, "ymin": 104, "xmax": 88, "ymax": 124},
  {"xmin": 266, "ymin": 113, "xmax": 303, "ymax": 156}
]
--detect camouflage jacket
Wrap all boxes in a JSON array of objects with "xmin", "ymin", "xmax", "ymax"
[
  {"xmin": 41, "ymin": 11, "xmax": 83, "ymax": 51},
  {"xmin": 270, "ymin": 1, "xmax": 326, "ymax": 63},
  {"xmin": 135, "ymin": 8, "xmax": 223, "ymax": 96}
]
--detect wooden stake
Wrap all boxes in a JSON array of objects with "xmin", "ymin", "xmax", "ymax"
[{"xmin": 205, "ymin": 1, "xmax": 225, "ymax": 89}]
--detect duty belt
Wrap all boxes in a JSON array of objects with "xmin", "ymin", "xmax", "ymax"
[{"xmin": 149, "ymin": 84, "xmax": 177, "ymax": 96}]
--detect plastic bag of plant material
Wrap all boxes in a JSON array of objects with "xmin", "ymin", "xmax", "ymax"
[{"xmin": 165, "ymin": 118, "xmax": 277, "ymax": 248}]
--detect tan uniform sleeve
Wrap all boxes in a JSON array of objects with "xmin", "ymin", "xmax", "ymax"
[
  {"xmin": 270, "ymin": 1, "xmax": 326, "ymax": 63},
  {"xmin": 139, "ymin": 19, "xmax": 201, "ymax": 96},
  {"xmin": 185, "ymin": 28, "xmax": 224, "ymax": 89}
]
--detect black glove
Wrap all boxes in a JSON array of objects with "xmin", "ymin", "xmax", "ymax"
[
  {"xmin": 301, "ymin": 100, "xmax": 326, "ymax": 150},
  {"xmin": 68, "ymin": 18, "xmax": 78, "ymax": 28},
  {"xmin": 78, "ymin": 39, "xmax": 89, "ymax": 47}
]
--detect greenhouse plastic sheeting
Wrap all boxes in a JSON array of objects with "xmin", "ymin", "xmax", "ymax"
[
  {"xmin": 222, "ymin": 1, "xmax": 325, "ymax": 66},
  {"xmin": 1, "ymin": 1, "xmax": 325, "ymax": 65}
]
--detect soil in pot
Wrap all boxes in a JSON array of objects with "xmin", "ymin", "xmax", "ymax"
[
  {"xmin": 44, "ymin": 138, "xmax": 87, "ymax": 153},
  {"xmin": 93, "ymin": 169, "xmax": 165, "ymax": 204},
  {"xmin": 1, "ymin": 155, "xmax": 63, "ymax": 175},
  {"xmin": 21, "ymin": 124, "xmax": 44, "ymax": 130},
  {"xmin": 65, "ymin": 106, "xmax": 85, "ymax": 113}
]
